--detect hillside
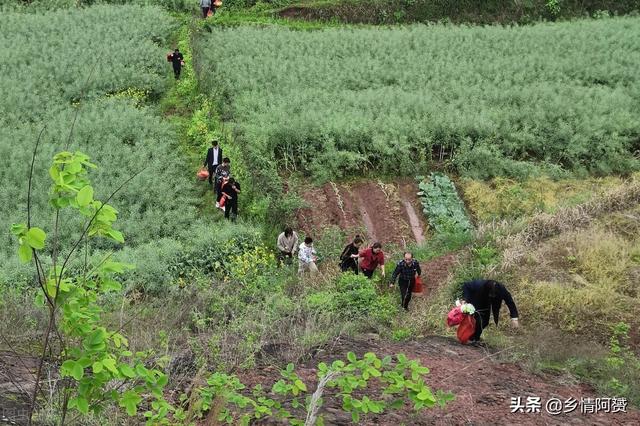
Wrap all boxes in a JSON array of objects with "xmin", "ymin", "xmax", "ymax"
[{"xmin": 0, "ymin": 1, "xmax": 639, "ymax": 425}]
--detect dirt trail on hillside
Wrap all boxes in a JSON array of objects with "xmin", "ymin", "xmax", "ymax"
[{"xmin": 296, "ymin": 179, "xmax": 427, "ymax": 247}]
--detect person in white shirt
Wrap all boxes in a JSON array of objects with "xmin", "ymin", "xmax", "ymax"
[
  {"xmin": 298, "ymin": 237, "xmax": 318, "ymax": 276},
  {"xmin": 277, "ymin": 227, "xmax": 299, "ymax": 265},
  {"xmin": 203, "ymin": 140, "xmax": 222, "ymax": 187}
]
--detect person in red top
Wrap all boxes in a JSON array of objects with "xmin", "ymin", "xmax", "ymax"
[{"xmin": 358, "ymin": 242, "xmax": 385, "ymax": 279}]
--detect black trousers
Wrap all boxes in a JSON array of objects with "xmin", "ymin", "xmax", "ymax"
[
  {"xmin": 173, "ymin": 64, "xmax": 181, "ymax": 79},
  {"xmin": 215, "ymin": 179, "xmax": 224, "ymax": 202},
  {"xmin": 225, "ymin": 201, "xmax": 238, "ymax": 221},
  {"xmin": 362, "ymin": 269, "xmax": 374, "ymax": 279},
  {"xmin": 473, "ymin": 310, "xmax": 491, "ymax": 341},
  {"xmin": 278, "ymin": 251, "xmax": 293, "ymax": 265},
  {"xmin": 340, "ymin": 258, "xmax": 358, "ymax": 274},
  {"xmin": 202, "ymin": 7, "xmax": 209, "ymax": 18},
  {"xmin": 399, "ymin": 278, "xmax": 414, "ymax": 310}
]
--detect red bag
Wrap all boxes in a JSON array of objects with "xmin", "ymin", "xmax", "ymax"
[
  {"xmin": 446, "ymin": 306, "xmax": 463, "ymax": 327},
  {"xmin": 197, "ymin": 168, "xmax": 209, "ymax": 181},
  {"xmin": 412, "ymin": 276, "xmax": 423, "ymax": 294},
  {"xmin": 219, "ymin": 196, "xmax": 226, "ymax": 208},
  {"xmin": 456, "ymin": 314, "xmax": 476, "ymax": 344},
  {"xmin": 207, "ymin": 9, "xmax": 213, "ymax": 17},
  {"xmin": 166, "ymin": 53, "xmax": 172, "ymax": 62}
]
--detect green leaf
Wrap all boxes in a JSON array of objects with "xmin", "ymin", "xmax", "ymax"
[
  {"xmin": 11, "ymin": 223, "xmax": 27, "ymax": 237},
  {"xmin": 120, "ymin": 390, "xmax": 142, "ymax": 416},
  {"xmin": 92, "ymin": 361, "xmax": 104, "ymax": 374},
  {"xmin": 18, "ymin": 243, "xmax": 33, "ymax": 263},
  {"xmin": 347, "ymin": 352, "xmax": 357, "ymax": 363},
  {"xmin": 102, "ymin": 358, "xmax": 118, "ymax": 374},
  {"xmin": 71, "ymin": 362, "xmax": 84, "ymax": 380},
  {"xmin": 77, "ymin": 185, "xmax": 94, "ymax": 207},
  {"xmin": 69, "ymin": 396, "xmax": 89, "ymax": 414},
  {"xmin": 294, "ymin": 379, "xmax": 307, "ymax": 392},
  {"xmin": 106, "ymin": 229, "xmax": 124, "ymax": 244},
  {"xmin": 119, "ymin": 364, "xmax": 136, "ymax": 378},
  {"xmin": 25, "ymin": 227, "xmax": 46, "ymax": 249}
]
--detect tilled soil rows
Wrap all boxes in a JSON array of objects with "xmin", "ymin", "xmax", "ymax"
[{"xmin": 296, "ymin": 179, "xmax": 427, "ymax": 248}]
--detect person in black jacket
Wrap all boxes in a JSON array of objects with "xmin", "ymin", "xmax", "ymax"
[
  {"xmin": 203, "ymin": 140, "xmax": 222, "ymax": 187},
  {"xmin": 339, "ymin": 235, "xmax": 364, "ymax": 274},
  {"xmin": 221, "ymin": 177, "xmax": 240, "ymax": 221},
  {"xmin": 389, "ymin": 252, "xmax": 422, "ymax": 311},
  {"xmin": 170, "ymin": 48, "xmax": 184, "ymax": 79},
  {"xmin": 461, "ymin": 279, "xmax": 519, "ymax": 342}
]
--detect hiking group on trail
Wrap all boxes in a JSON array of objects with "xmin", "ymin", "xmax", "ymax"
[
  {"xmin": 200, "ymin": 140, "xmax": 239, "ymax": 221},
  {"xmin": 195, "ymin": 138, "xmax": 519, "ymax": 345}
]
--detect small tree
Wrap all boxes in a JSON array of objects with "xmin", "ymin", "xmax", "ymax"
[{"xmin": 12, "ymin": 148, "xmax": 172, "ymax": 425}]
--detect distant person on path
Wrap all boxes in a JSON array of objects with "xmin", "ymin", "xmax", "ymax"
[
  {"xmin": 221, "ymin": 177, "xmax": 240, "ymax": 221},
  {"xmin": 200, "ymin": 0, "xmax": 212, "ymax": 19},
  {"xmin": 389, "ymin": 252, "xmax": 422, "ymax": 311},
  {"xmin": 298, "ymin": 236, "xmax": 318, "ymax": 276},
  {"xmin": 339, "ymin": 235, "xmax": 364, "ymax": 274},
  {"xmin": 214, "ymin": 157, "xmax": 231, "ymax": 207},
  {"xmin": 358, "ymin": 242, "xmax": 385, "ymax": 279},
  {"xmin": 277, "ymin": 227, "xmax": 299, "ymax": 264},
  {"xmin": 169, "ymin": 48, "xmax": 184, "ymax": 80},
  {"xmin": 204, "ymin": 140, "xmax": 222, "ymax": 187},
  {"xmin": 461, "ymin": 279, "xmax": 519, "ymax": 343}
]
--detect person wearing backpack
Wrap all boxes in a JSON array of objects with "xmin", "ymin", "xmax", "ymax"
[
  {"xmin": 339, "ymin": 235, "xmax": 364, "ymax": 274},
  {"xmin": 461, "ymin": 279, "xmax": 519, "ymax": 343},
  {"xmin": 389, "ymin": 252, "xmax": 421, "ymax": 311},
  {"xmin": 358, "ymin": 242, "xmax": 385, "ymax": 279}
]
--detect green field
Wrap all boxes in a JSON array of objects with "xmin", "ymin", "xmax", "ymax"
[
  {"xmin": 198, "ymin": 18, "xmax": 640, "ymax": 182},
  {"xmin": 0, "ymin": 6, "xmax": 260, "ymax": 291}
]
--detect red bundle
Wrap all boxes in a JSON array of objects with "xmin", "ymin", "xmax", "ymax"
[
  {"xmin": 197, "ymin": 168, "xmax": 209, "ymax": 181},
  {"xmin": 456, "ymin": 314, "xmax": 476, "ymax": 344}
]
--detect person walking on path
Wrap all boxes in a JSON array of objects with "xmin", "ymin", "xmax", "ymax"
[
  {"xmin": 389, "ymin": 252, "xmax": 422, "ymax": 311},
  {"xmin": 339, "ymin": 235, "xmax": 364, "ymax": 274},
  {"xmin": 214, "ymin": 157, "xmax": 231, "ymax": 207},
  {"xmin": 204, "ymin": 140, "xmax": 222, "ymax": 187},
  {"xmin": 221, "ymin": 177, "xmax": 240, "ymax": 221},
  {"xmin": 277, "ymin": 227, "xmax": 299, "ymax": 264},
  {"xmin": 200, "ymin": 0, "xmax": 212, "ymax": 18},
  {"xmin": 169, "ymin": 48, "xmax": 184, "ymax": 80},
  {"xmin": 358, "ymin": 242, "xmax": 385, "ymax": 279},
  {"xmin": 461, "ymin": 279, "xmax": 519, "ymax": 343},
  {"xmin": 298, "ymin": 237, "xmax": 318, "ymax": 276}
]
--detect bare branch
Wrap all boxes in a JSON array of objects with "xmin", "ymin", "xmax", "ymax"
[{"xmin": 27, "ymin": 126, "xmax": 47, "ymax": 229}]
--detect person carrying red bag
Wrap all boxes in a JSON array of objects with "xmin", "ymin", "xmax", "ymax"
[
  {"xmin": 461, "ymin": 279, "xmax": 519, "ymax": 344},
  {"xmin": 389, "ymin": 252, "xmax": 421, "ymax": 311}
]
